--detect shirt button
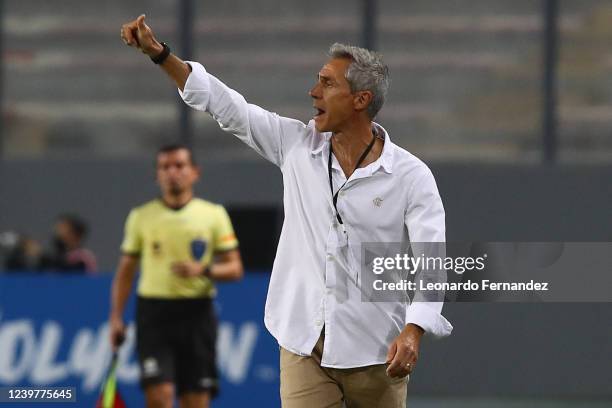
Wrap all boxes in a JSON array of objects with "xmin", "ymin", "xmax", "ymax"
[
  {"xmin": 315, "ymin": 319, "xmax": 323, "ymax": 326},
  {"xmin": 327, "ymin": 254, "xmax": 334, "ymax": 261}
]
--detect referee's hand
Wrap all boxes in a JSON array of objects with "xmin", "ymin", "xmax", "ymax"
[
  {"xmin": 385, "ymin": 324, "xmax": 423, "ymax": 378},
  {"xmin": 109, "ymin": 317, "xmax": 126, "ymax": 352},
  {"xmin": 171, "ymin": 261, "xmax": 205, "ymax": 278},
  {"xmin": 120, "ymin": 14, "xmax": 163, "ymax": 57}
]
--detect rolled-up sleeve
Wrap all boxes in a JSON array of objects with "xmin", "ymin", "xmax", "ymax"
[
  {"xmin": 178, "ymin": 61, "xmax": 307, "ymax": 167},
  {"xmin": 404, "ymin": 167, "xmax": 453, "ymax": 338}
]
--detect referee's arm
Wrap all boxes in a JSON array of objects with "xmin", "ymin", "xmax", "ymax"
[
  {"xmin": 209, "ymin": 249, "xmax": 243, "ymax": 281},
  {"xmin": 109, "ymin": 253, "xmax": 139, "ymax": 351},
  {"xmin": 171, "ymin": 249, "xmax": 243, "ymax": 281}
]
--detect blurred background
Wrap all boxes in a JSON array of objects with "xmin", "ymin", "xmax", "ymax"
[{"xmin": 0, "ymin": 0, "xmax": 611, "ymax": 407}]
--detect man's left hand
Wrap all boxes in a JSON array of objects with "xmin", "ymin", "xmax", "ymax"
[
  {"xmin": 385, "ymin": 323, "xmax": 424, "ymax": 378},
  {"xmin": 171, "ymin": 261, "xmax": 204, "ymax": 278}
]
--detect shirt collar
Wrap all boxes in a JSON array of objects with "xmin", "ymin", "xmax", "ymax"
[
  {"xmin": 310, "ymin": 122, "xmax": 394, "ymax": 174},
  {"xmin": 372, "ymin": 122, "xmax": 394, "ymax": 174}
]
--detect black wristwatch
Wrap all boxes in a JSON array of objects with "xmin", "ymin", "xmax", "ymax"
[{"xmin": 150, "ymin": 42, "xmax": 171, "ymax": 65}]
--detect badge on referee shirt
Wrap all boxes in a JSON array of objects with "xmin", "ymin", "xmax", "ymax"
[{"xmin": 190, "ymin": 238, "xmax": 207, "ymax": 261}]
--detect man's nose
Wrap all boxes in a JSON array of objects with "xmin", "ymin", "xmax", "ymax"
[{"xmin": 309, "ymin": 84, "xmax": 320, "ymax": 98}]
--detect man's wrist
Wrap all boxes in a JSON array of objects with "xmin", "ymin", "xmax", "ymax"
[
  {"xmin": 405, "ymin": 323, "xmax": 425, "ymax": 336},
  {"xmin": 201, "ymin": 265, "xmax": 212, "ymax": 278},
  {"xmin": 110, "ymin": 312, "xmax": 123, "ymax": 321},
  {"xmin": 147, "ymin": 41, "xmax": 164, "ymax": 58},
  {"xmin": 150, "ymin": 42, "xmax": 171, "ymax": 64}
]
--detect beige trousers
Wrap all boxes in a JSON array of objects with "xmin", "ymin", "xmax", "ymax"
[{"xmin": 280, "ymin": 334, "xmax": 408, "ymax": 408}]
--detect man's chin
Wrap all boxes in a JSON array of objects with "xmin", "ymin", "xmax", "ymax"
[{"xmin": 314, "ymin": 120, "xmax": 330, "ymax": 133}]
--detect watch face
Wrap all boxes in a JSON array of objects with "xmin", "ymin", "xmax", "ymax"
[{"xmin": 190, "ymin": 238, "xmax": 207, "ymax": 261}]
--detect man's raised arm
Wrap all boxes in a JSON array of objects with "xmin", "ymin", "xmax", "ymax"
[
  {"xmin": 121, "ymin": 14, "xmax": 191, "ymax": 91},
  {"xmin": 120, "ymin": 14, "xmax": 308, "ymax": 167}
]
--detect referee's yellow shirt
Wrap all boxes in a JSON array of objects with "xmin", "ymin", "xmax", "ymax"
[{"xmin": 120, "ymin": 198, "xmax": 238, "ymax": 299}]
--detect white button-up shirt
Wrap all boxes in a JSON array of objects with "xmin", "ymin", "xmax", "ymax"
[{"xmin": 180, "ymin": 62, "xmax": 453, "ymax": 368}]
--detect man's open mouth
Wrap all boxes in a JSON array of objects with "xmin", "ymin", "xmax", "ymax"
[{"xmin": 313, "ymin": 107, "xmax": 326, "ymax": 118}]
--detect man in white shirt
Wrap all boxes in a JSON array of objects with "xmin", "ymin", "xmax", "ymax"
[{"xmin": 121, "ymin": 14, "xmax": 452, "ymax": 408}]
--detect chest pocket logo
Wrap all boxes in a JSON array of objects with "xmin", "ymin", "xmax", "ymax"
[{"xmin": 190, "ymin": 239, "xmax": 207, "ymax": 261}]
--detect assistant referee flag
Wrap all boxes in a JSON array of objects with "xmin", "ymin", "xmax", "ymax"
[{"xmin": 95, "ymin": 353, "xmax": 127, "ymax": 408}]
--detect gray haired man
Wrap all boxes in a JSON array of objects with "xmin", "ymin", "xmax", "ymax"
[{"xmin": 121, "ymin": 14, "xmax": 452, "ymax": 408}]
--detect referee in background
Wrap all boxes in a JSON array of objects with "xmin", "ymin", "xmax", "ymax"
[{"xmin": 109, "ymin": 144, "xmax": 243, "ymax": 408}]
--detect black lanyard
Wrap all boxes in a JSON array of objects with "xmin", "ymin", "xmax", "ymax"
[{"xmin": 328, "ymin": 133, "xmax": 377, "ymax": 224}]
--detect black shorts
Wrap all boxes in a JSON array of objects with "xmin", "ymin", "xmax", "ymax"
[{"xmin": 136, "ymin": 296, "xmax": 219, "ymax": 397}]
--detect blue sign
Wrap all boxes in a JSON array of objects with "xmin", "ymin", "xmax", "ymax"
[{"xmin": 0, "ymin": 273, "xmax": 280, "ymax": 407}]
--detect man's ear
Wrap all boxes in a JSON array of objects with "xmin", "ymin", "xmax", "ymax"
[{"xmin": 354, "ymin": 90, "xmax": 373, "ymax": 113}]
